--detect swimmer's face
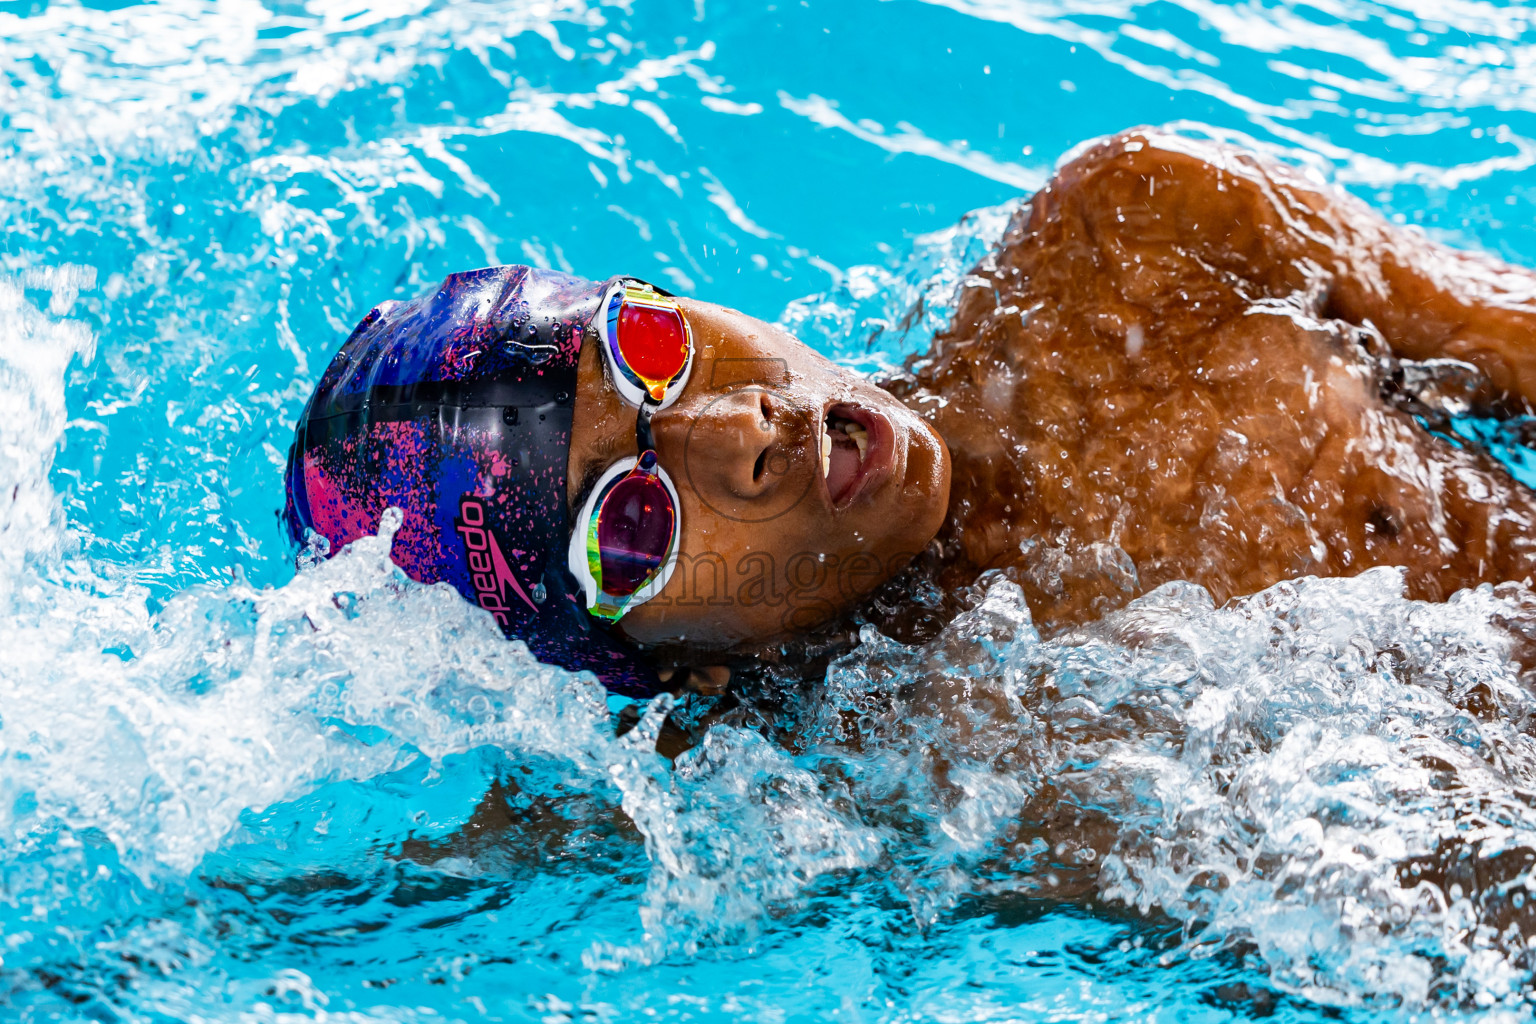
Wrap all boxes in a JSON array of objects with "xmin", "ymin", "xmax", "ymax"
[{"xmin": 569, "ymin": 298, "xmax": 951, "ymax": 651}]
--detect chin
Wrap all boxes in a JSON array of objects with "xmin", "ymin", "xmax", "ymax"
[{"xmin": 867, "ymin": 409, "xmax": 950, "ymax": 558}]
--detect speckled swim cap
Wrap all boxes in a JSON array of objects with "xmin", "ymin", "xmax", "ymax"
[{"xmin": 284, "ymin": 264, "xmax": 660, "ymax": 697}]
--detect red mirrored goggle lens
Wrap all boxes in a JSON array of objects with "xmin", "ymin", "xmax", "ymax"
[
  {"xmin": 617, "ymin": 299, "xmax": 689, "ymax": 397},
  {"xmin": 594, "ymin": 469, "xmax": 676, "ymax": 596}
]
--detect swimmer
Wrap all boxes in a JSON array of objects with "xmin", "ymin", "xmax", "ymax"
[{"xmin": 286, "ymin": 126, "xmax": 1536, "ymax": 703}]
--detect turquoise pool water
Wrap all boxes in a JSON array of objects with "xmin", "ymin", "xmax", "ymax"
[{"xmin": 7, "ymin": 0, "xmax": 1536, "ymax": 1019}]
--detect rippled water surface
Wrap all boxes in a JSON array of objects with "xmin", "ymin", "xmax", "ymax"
[{"xmin": 8, "ymin": 0, "xmax": 1536, "ymax": 1020}]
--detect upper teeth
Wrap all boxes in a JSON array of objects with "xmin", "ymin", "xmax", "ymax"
[{"xmin": 821, "ymin": 416, "xmax": 868, "ymax": 479}]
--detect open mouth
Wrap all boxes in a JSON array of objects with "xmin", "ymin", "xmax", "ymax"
[{"xmin": 819, "ymin": 403, "xmax": 890, "ymax": 506}]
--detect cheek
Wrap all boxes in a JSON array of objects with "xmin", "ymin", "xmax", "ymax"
[{"xmin": 618, "ymin": 517, "xmax": 891, "ymax": 646}]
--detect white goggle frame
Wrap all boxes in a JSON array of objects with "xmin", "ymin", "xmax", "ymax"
[
  {"xmin": 566, "ymin": 454, "xmax": 684, "ymax": 621},
  {"xmin": 596, "ymin": 279, "xmax": 694, "ymax": 412}
]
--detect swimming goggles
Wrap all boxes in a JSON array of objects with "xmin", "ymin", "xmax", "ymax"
[{"xmin": 567, "ymin": 279, "xmax": 694, "ymax": 621}]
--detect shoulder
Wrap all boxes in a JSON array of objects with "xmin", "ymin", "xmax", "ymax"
[
  {"xmin": 1018, "ymin": 128, "xmax": 1329, "ymax": 244},
  {"xmin": 1046, "ymin": 127, "xmax": 1317, "ymax": 201},
  {"xmin": 979, "ymin": 127, "xmax": 1357, "ymax": 319},
  {"xmin": 934, "ymin": 128, "xmax": 1353, "ymax": 384}
]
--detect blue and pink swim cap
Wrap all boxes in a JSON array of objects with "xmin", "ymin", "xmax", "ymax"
[{"xmin": 284, "ymin": 265, "xmax": 661, "ymax": 697}]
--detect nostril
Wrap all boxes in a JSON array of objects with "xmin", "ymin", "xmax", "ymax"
[
  {"xmin": 752, "ymin": 447, "xmax": 769, "ymax": 482},
  {"xmin": 758, "ymin": 393, "xmax": 773, "ymax": 427}
]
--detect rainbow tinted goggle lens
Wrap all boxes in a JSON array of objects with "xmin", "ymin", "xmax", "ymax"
[{"xmin": 567, "ymin": 280, "xmax": 693, "ymax": 621}]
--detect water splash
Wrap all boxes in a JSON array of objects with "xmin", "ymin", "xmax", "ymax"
[
  {"xmin": 779, "ymin": 199, "xmax": 1025, "ymax": 377},
  {"xmin": 12, "ymin": 140, "xmax": 1536, "ymax": 1024},
  {"xmin": 9, "ymin": 0, "xmax": 1536, "ymax": 1018},
  {"xmin": 744, "ymin": 566, "xmax": 1536, "ymax": 1012},
  {"xmin": 12, "ymin": 242, "xmax": 1536, "ymax": 1021}
]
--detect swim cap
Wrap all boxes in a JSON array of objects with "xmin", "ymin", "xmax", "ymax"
[{"xmin": 284, "ymin": 264, "xmax": 661, "ymax": 697}]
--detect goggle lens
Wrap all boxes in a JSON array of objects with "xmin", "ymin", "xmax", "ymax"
[
  {"xmin": 606, "ymin": 283, "xmax": 692, "ymax": 405},
  {"xmin": 619, "ymin": 301, "xmax": 689, "ymax": 396},
  {"xmin": 593, "ymin": 463, "xmax": 676, "ymax": 597}
]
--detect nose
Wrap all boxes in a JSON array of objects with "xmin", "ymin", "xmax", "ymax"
[{"xmin": 652, "ymin": 388, "xmax": 793, "ymax": 501}]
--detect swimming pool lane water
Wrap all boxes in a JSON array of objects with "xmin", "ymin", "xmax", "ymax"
[{"xmin": 6, "ymin": 0, "xmax": 1536, "ymax": 1019}]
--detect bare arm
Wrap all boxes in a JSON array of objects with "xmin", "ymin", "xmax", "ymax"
[{"xmin": 1041, "ymin": 128, "xmax": 1536, "ymax": 404}]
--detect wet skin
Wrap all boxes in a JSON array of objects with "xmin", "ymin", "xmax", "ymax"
[
  {"xmin": 908, "ymin": 128, "xmax": 1536, "ymax": 630},
  {"xmin": 550, "ymin": 128, "xmax": 1536, "ymax": 933},
  {"xmin": 567, "ymin": 299, "xmax": 951, "ymax": 652},
  {"xmin": 568, "ymin": 126, "xmax": 1536, "ymax": 660}
]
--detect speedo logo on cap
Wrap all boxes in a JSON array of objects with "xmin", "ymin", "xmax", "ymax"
[{"xmin": 455, "ymin": 496, "xmax": 538, "ymax": 625}]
